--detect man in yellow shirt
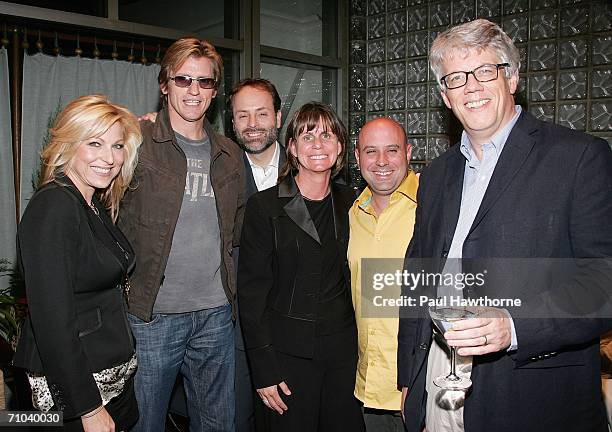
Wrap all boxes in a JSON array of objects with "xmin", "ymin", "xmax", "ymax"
[{"xmin": 348, "ymin": 117, "xmax": 418, "ymax": 430}]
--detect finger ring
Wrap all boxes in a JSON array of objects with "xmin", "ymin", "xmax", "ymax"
[
  {"xmin": 483, "ymin": 335, "xmax": 488, "ymax": 346},
  {"xmin": 263, "ymin": 399, "xmax": 270, "ymax": 405}
]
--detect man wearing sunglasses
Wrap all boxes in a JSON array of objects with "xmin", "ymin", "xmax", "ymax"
[
  {"xmin": 398, "ymin": 19, "xmax": 612, "ymax": 432},
  {"xmin": 135, "ymin": 77, "xmax": 286, "ymax": 431},
  {"xmin": 118, "ymin": 37, "xmax": 244, "ymax": 432}
]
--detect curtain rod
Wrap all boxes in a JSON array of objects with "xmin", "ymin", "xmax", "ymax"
[
  {"xmin": 2, "ymin": 23, "xmax": 170, "ymax": 61},
  {"xmin": 24, "ymin": 28, "xmax": 167, "ymax": 54}
]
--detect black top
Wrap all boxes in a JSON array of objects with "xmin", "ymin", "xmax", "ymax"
[{"xmin": 304, "ymin": 194, "xmax": 354, "ymax": 335}]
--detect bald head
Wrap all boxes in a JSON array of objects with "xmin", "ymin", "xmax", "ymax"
[
  {"xmin": 356, "ymin": 117, "xmax": 411, "ymax": 210},
  {"xmin": 357, "ymin": 117, "xmax": 406, "ymax": 150}
]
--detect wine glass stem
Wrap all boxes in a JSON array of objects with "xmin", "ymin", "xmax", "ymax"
[{"xmin": 449, "ymin": 346, "xmax": 459, "ymax": 380}]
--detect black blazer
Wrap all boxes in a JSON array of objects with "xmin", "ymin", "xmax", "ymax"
[
  {"xmin": 237, "ymin": 175, "xmax": 355, "ymax": 389},
  {"xmin": 13, "ymin": 178, "xmax": 135, "ymax": 419},
  {"xmin": 398, "ymin": 112, "xmax": 612, "ymax": 432},
  {"xmin": 235, "ymin": 145, "xmax": 287, "ymax": 351}
]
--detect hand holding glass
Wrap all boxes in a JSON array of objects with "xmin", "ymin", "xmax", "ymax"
[{"xmin": 429, "ymin": 303, "xmax": 477, "ymax": 390}]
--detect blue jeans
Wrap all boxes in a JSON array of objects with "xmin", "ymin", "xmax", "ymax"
[{"xmin": 128, "ymin": 304, "xmax": 235, "ymax": 432}]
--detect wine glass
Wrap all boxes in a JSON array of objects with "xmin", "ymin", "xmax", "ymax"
[{"xmin": 428, "ymin": 302, "xmax": 477, "ymax": 390}]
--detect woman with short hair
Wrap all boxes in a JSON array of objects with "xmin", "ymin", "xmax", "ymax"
[{"xmin": 238, "ymin": 102, "xmax": 364, "ymax": 432}]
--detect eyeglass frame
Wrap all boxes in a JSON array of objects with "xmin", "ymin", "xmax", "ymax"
[
  {"xmin": 170, "ymin": 75, "xmax": 218, "ymax": 90},
  {"xmin": 440, "ymin": 63, "xmax": 510, "ymax": 90}
]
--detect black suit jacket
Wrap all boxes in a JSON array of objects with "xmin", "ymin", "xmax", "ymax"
[
  {"xmin": 237, "ymin": 175, "xmax": 355, "ymax": 389},
  {"xmin": 235, "ymin": 144, "xmax": 287, "ymax": 351},
  {"xmin": 398, "ymin": 112, "xmax": 612, "ymax": 432},
  {"xmin": 13, "ymin": 179, "xmax": 135, "ymax": 419}
]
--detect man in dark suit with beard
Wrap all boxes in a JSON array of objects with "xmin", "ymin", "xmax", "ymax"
[
  {"xmin": 228, "ymin": 78, "xmax": 287, "ymax": 432},
  {"xmin": 398, "ymin": 19, "xmax": 612, "ymax": 432},
  {"xmin": 229, "ymin": 78, "xmax": 287, "ymax": 198}
]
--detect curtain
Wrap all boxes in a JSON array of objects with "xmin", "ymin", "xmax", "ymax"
[
  {"xmin": 0, "ymin": 47, "xmax": 16, "ymax": 267},
  {"xmin": 20, "ymin": 53, "xmax": 161, "ymax": 213}
]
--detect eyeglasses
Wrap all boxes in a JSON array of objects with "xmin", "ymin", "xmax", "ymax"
[
  {"xmin": 170, "ymin": 75, "xmax": 217, "ymax": 89},
  {"xmin": 440, "ymin": 63, "xmax": 509, "ymax": 89}
]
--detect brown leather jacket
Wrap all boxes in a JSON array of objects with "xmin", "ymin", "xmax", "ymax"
[{"xmin": 117, "ymin": 107, "xmax": 245, "ymax": 321}]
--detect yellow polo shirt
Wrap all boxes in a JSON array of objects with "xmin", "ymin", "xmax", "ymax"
[{"xmin": 348, "ymin": 172, "xmax": 418, "ymax": 410}]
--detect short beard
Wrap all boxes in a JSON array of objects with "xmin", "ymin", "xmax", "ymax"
[{"xmin": 236, "ymin": 126, "xmax": 278, "ymax": 155}]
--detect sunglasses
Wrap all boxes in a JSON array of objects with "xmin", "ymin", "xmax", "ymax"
[{"xmin": 170, "ymin": 75, "xmax": 217, "ymax": 89}]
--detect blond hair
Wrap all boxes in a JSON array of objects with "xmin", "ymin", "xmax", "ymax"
[
  {"xmin": 158, "ymin": 37, "xmax": 223, "ymax": 95},
  {"xmin": 39, "ymin": 94, "xmax": 141, "ymax": 221},
  {"xmin": 430, "ymin": 19, "xmax": 520, "ymax": 89}
]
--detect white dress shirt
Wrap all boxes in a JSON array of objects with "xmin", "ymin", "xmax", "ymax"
[{"xmin": 245, "ymin": 141, "xmax": 281, "ymax": 191}]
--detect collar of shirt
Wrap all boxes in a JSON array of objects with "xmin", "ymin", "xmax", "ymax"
[
  {"xmin": 245, "ymin": 140, "xmax": 280, "ymax": 171},
  {"xmin": 246, "ymin": 141, "xmax": 281, "ymax": 191},
  {"xmin": 446, "ymin": 105, "xmax": 523, "ymax": 260},
  {"xmin": 355, "ymin": 170, "xmax": 419, "ymax": 217},
  {"xmin": 459, "ymin": 105, "xmax": 522, "ymax": 169}
]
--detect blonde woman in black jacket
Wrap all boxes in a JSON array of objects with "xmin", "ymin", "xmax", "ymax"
[{"xmin": 13, "ymin": 95, "xmax": 141, "ymax": 432}]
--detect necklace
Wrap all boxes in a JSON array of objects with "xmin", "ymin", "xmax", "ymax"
[{"xmin": 303, "ymin": 193, "xmax": 330, "ymax": 203}]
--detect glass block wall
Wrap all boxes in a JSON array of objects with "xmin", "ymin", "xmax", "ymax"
[{"xmin": 348, "ymin": 0, "xmax": 612, "ymax": 187}]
